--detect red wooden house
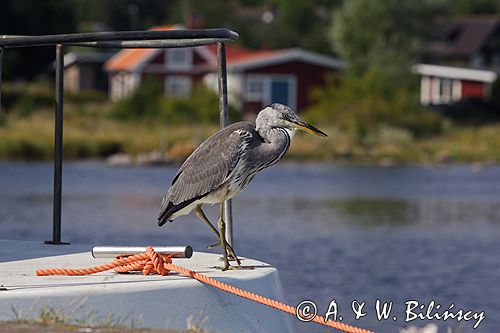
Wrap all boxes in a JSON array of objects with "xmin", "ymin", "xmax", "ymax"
[
  {"xmin": 104, "ymin": 25, "xmax": 345, "ymax": 113},
  {"xmin": 414, "ymin": 16, "xmax": 500, "ymax": 106},
  {"xmin": 413, "ymin": 63, "xmax": 497, "ymax": 105}
]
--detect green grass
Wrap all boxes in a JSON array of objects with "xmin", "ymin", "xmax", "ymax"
[
  {"xmin": 5, "ymin": 305, "xmax": 213, "ymax": 333},
  {"xmin": 0, "ymin": 105, "xmax": 218, "ymax": 160}
]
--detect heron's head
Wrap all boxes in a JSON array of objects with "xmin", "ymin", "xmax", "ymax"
[{"xmin": 256, "ymin": 103, "xmax": 327, "ymax": 137}]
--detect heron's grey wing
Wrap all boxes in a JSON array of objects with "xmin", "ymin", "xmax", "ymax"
[{"xmin": 159, "ymin": 122, "xmax": 255, "ymax": 218}]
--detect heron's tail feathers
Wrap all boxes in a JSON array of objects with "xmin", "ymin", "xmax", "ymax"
[
  {"xmin": 158, "ymin": 194, "xmax": 205, "ymax": 227},
  {"xmin": 158, "ymin": 202, "xmax": 175, "ymax": 227}
]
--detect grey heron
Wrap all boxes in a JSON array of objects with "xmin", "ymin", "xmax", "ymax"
[{"xmin": 158, "ymin": 103, "xmax": 327, "ymax": 270}]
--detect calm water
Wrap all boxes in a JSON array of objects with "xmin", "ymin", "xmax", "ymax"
[{"xmin": 1, "ymin": 161, "xmax": 499, "ymax": 333}]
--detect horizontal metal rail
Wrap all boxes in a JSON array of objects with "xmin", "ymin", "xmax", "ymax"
[
  {"xmin": 0, "ymin": 29, "xmax": 238, "ymax": 48},
  {"xmin": 70, "ymin": 38, "xmax": 236, "ymax": 48},
  {"xmin": 0, "ymin": 28, "xmax": 238, "ymax": 246}
]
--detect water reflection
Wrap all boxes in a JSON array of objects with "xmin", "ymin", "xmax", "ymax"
[
  {"xmin": 327, "ymin": 197, "xmax": 500, "ymax": 228},
  {"xmin": 1, "ymin": 161, "xmax": 499, "ymax": 332},
  {"xmin": 330, "ymin": 198, "xmax": 414, "ymax": 226}
]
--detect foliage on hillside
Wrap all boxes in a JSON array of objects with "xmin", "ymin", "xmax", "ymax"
[
  {"xmin": 110, "ymin": 79, "xmax": 239, "ymax": 124},
  {"xmin": 1, "ymin": 0, "xmax": 500, "ymax": 162},
  {"xmin": 304, "ymin": 71, "xmax": 443, "ymax": 145},
  {"xmin": 301, "ymin": 0, "xmax": 445, "ymax": 147}
]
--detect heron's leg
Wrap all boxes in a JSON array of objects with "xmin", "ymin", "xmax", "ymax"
[
  {"xmin": 194, "ymin": 205, "xmax": 241, "ymax": 266},
  {"xmin": 217, "ymin": 202, "xmax": 230, "ymax": 270}
]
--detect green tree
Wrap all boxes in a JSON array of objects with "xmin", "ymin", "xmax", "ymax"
[
  {"xmin": 330, "ymin": 0, "xmax": 444, "ymax": 80},
  {"xmin": 452, "ymin": 0, "xmax": 500, "ymax": 14},
  {"xmin": 74, "ymin": 0, "xmax": 177, "ymax": 31}
]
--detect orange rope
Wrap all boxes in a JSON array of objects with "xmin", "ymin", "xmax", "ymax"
[{"xmin": 36, "ymin": 247, "xmax": 374, "ymax": 333}]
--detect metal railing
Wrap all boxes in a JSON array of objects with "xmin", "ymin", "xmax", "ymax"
[{"xmin": 0, "ymin": 28, "xmax": 238, "ymax": 246}]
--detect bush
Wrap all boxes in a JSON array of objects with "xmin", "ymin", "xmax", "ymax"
[
  {"xmin": 436, "ymin": 98, "xmax": 500, "ymax": 125},
  {"xmin": 111, "ymin": 79, "xmax": 239, "ymax": 124},
  {"xmin": 110, "ymin": 78, "xmax": 164, "ymax": 120},
  {"xmin": 2, "ymin": 83, "xmax": 54, "ymax": 116},
  {"xmin": 304, "ymin": 69, "xmax": 443, "ymax": 143},
  {"xmin": 0, "ymin": 139, "xmax": 51, "ymax": 159},
  {"xmin": 65, "ymin": 90, "xmax": 107, "ymax": 104}
]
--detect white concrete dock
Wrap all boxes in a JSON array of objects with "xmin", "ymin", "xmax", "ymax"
[{"xmin": 0, "ymin": 240, "xmax": 295, "ymax": 333}]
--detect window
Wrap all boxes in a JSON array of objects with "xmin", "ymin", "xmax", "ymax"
[
  {"xmin": 430, "ymin": 77, "xmax": 462, "ymax": 105},
  {"xmin": 245, "ymin": 76, "xmax": 265, "ymax": 101},
  {"xmin": 165, "ymin": 76, "xmax": 192, "ymax": 97},
  {"xmin": 166, "ymin": 49, "xmax": 192, "ymax": 70},
  {"xmin": 244, "ymin": 74, "xmax": 296, "ymax": 110},
  {"xmin": 111, "ymin": 73, "xmax": 140, "ymax": 101},
  {"xmin": 439, "ymin": 78, "xmax": 452, "ymax": 103}
]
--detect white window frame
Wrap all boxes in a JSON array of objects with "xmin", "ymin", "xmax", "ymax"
[
  {"xmin": 431, "ymin": 77, "xmax": 441, "ymax": 104},
  {"xmin": 165, "ymin": 75, "xmax": 192, "ymax": 98},
  {"xmin": 420, "ymin": 76, "xmax": 431, "ymax": 105},
  {"xmin": 440, "ymin": 78, "xmax": 452, "ymax": 103},
  {"xmin": 245, "ymin": 75, "xmax": 266, "ymax": 101},
  {"xmin": 452, "ymin": 80, "xmax": 462, "ymax": 102},
  {"xmin": 165, "ymin": 48, "xmax": 192, "ymax": 70},
  {"xmin": 111, "ymin": 72, "xmax": 140, "ymax": 101}
]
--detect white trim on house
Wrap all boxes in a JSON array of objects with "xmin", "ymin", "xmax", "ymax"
[
  {"xmin": 452, "ymin": 80, "xmax": 462, "ymax": 101},
  {"xmin": 231, "ymin": 48, "xmax": 346, "ymax": 72},
  {"xmin": 195, "ymin": 45, "xmax": 217, "ymax": 65},
  {"xmin": 420, "ymin": 76, "xmax": 430, "ymax": 105},
  {"xmin": 431, "ymin": 77, "xmax": 441, "ymax": 104},
  {"xmin": 413, "ymin": 63, "xmax": 498, "ymax": 83},
  {"xmin": 424, "ymin": 76, "xmax": 464, "ymax": 105},
  {"xmin": 110, "ymin": 72, "xmax": 141, "ymax": 101}
]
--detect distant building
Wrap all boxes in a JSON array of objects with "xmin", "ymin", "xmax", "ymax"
[
  {"xmin": 415, "ymin": 16, "xmax": 500, "ymax": 106},
  {"xmin": 104, "ymin": 25, "xmax": 345, "ymax": 112},
  {"xmin": 424, "ymin": 16, "xmax": 500, "ymax": 69},
  {"xmin": 413, "ymin": 63, "xmax": 497, "ymax": 106},
  {"xmin": 63, "ymin": 52, "xmax": 114, "ymax": 93}
]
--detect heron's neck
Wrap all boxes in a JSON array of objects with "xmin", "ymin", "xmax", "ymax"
[
  {"xmin": 255, "ymin": 126, "xmax": 293, "ymax": 167},
  {"xmin": 256, "ymin": 115, "xmax": 296, "ymax": 140}
]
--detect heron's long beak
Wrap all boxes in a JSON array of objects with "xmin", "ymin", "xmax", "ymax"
[{"xmin": 290, "ymin": 118, "xmax": 328, "ymax": 137}]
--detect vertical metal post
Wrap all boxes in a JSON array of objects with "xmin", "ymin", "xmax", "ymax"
[
  {"xmin": 217, "ymin": 42, "xmax": 234, "ymax": 247},
  {"xmin": 46, "ymin": 44, "xmax": 67, "ymax": 245},
  {"xmin": 0, "ymin": 47, "xmax": 3, "ymax": 123}
]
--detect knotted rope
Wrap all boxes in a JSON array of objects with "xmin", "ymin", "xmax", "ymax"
[{"xmin": 36, "ymin": 247, "xmax": 374, "ymax": 333}]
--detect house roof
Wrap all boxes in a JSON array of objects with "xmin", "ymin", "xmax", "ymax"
[
  {"xmin": 413, "ymin": 63, "xmax": 498, "ymax": 83},
  {"xmin": 204, "ymin": 44, "xmax": 287, "ymax": 65},
  {"xmin": 427, "ymin": 16, "xmax": 500, "ymax": 58},
  {"xmin": 105, "ymin": 25, "xmax": 345, "ymax": 73},
  {"xmin": 104, "ymin": 25, "xmax": 179, "ymax": 72},
  {"xmin": 226, "ymin": 47, "xmax": 346, "ymax": 71}
]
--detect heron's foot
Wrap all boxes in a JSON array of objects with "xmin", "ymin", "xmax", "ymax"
[
  {"xmin": 208, "ymin": 242, "xmax": 242, "ymax": 266},
  {"xmin": 227, "ymin": 265, "xmax": 255, "ymax": 270},
  {"xmin": 217, "ymin": 254, "xmax": 242, "ymax": 263},
  {"xmin": 213, "ymin": 264, "xmax": 255, "ymax": 271}
]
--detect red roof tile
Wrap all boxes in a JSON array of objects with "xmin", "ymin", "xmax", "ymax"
[
  {"xmin": 104, "ymin": 25, "xmax": 177, "ymax": 72},
  {"xmin": 105, "ymin": 24, "xmax": 288, "ymax": 72},
  {"xmin": 204, "ymin": 44, "xmax": 286, "ymax": 64}
]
